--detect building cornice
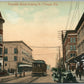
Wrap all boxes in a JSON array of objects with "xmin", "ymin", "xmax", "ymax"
[
  {"xmin": 3, "ymin": 41, "xmax": 32, "ymax": 51},
  {"xmin": 75, "ymin": 13, "xmax": 84, "ymax": 32}
]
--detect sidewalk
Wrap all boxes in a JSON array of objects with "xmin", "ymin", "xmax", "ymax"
[
  {"xmin": 76, "ymin": 76, "xmax": 84, "ymax": 83},
  {"xmin": 0, "ymin": 74, "xmax": 15, "ymax": 82},
  {"xmin": 0, "ymin": 71, "xmax": 31, "ymax": 83},
  {"xmin": 71, "ymin": 71, "xmax": 84, "ymax": 83}
]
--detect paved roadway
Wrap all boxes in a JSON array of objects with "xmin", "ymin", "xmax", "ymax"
[
  {"xmin": 1, "ymin": 70, "xmax": 84, "ymax": 83},
  {"xmin": 31, "ymin": 74, "xmax": 54, "ymax": 83},
  {"xmin": 2, "ymin": 70, "xmax": 54, "ymax": 83}
]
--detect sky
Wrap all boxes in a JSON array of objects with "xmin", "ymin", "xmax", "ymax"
[{"xmin": 0, "ymin": 1, "xmax": 84, "ymax": 67}]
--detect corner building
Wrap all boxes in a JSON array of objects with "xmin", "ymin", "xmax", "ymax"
[
  {"xmin": 3, "ymin": 41, "xmax": 33, "ymax": 72},
  {"xmin": 75, "ymin": 13, "xmax": 84, "ymax": 64},
  {"xmin": 63, "ymin": 30, "xmax": 77, "ymax": 71}
]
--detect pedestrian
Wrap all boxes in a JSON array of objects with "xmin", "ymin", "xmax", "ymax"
[
  {"xmin": 52, "ymin": 71, "xmax": 57, "ymax": 82},
  {"xmin": 23, "ymin": 70, "xmax": 25, "ymax": 77},
  {"xmin": 79, "ymin": 69, "xmax": 82, "ymax": 80},
  {"xmin": 76, "ymin": 69, "xmax": 79, "ymax": 77},
  {"xmin": 15, "ymin": 71, "xmax": 17, "ymax": 77},
  {"xmin": 52, "ymin": 71, "xmax": 55, "ymax": 82},
  {"xmin": 19, "ymin": 72, "xmax": 22, "ymax": 77}
]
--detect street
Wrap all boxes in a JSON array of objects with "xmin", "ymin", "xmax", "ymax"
[
  {"xmin": 1, "ymin": 70, "xmax": 84, "ymax": 83},
  {"xmin": 5, "ymin": 75, "xmax": 54, "ymax": 83},
  {"xmin": 0, "ymin": 71, "xmax": 54, "ymax": 83},
  {"xmin": 31, "ymin": 74, "xmax": 54, "ymax": 83}
]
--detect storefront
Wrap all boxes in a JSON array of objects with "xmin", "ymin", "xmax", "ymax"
[
  {"xmin": 73, "ymin": 53, "xmax": 84, "ymax": 72},
  {"xmin": 65, "ymin": 57, "xmax": 76, "ymax": 71}
]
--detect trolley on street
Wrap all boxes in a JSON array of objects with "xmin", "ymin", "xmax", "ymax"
[{"xmin": 32, "ymin": 60, "xmax": 47, "ymax": 76}]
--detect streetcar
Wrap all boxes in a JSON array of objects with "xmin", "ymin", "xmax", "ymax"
[{"xmin": 32, "ymin": 60, "xmax": 47, "ymax": 76}]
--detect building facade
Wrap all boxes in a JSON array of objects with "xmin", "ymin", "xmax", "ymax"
[
  {"xmin": 63, "ymin": 30, "xmax": 77, "ymax": 71},
  {"xmin": 75, "ymin": 13, "xmax": 84, "ymax": 64},
  {"xmin": 0, "ymin": 12, "xmax": 5, "ymax": 70},
  {"xmin": 3, "ymin": 41, "xmax": 33, "ymax": 72}
]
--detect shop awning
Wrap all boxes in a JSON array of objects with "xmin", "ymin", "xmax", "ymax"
[
  {"xmin": 66, "ymin": 57, "xmax": 74, "ymax": 63},
  {"xmin": 74, "ymin": 53, "xmax": 84, "ymax": 62},
  {"xmin": 19, "ymin": 64, "xmax": 32, "ymax": 67}
]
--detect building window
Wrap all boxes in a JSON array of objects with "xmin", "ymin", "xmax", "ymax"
[
  {"xmin": 73, "ymin": 45, "xmax": 76, "ymax": 50},
  {"xmin": 14, "ymin": 56, "xmax": 17, "ymax": 61},
  {"xmin": 4, "ymin": 56, "xmax": 8, "ymax": 61},
  {"xmin": 70, "ymin": 45, "xmax": 73, "ymax": 50},
  {"xmin": 5, "ymin": 63, "xmax": 7, "ymax": 66},
  {"xmin": 22, "ymin": 58, "xmax": 25, "ymax": 61},
  {"xmin": 14, "ymin": 48, "xmax": 18, "ymax": 54},
  {"xmin": 0, "ymin": 36, "xmax": 2, "ymax": 43},
  {"xmin": 70, "ymin": 38, "xmax": 73, "ymax": 43},
  {"xmin": 73, "ymin": 54, "xmax": 76, "ymax": 57},
  {"xmin": 70, "ymin": 54, "xmax": 73, "ymax": 57},
  {"xmin": 0, "ymin": 48, "xmax": 2, "ymax": 55},
  {"xmin": 73, "ymin": 38, "xmax": 76, "ymax": 43},
  {"xmin": 4, "ymin": 48, "xmax": 8, "ymax": 54}
]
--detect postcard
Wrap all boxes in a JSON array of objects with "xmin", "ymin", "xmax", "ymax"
[{"xmin": 0, "ymin": 0, "xmax": 84, "ymax": 83}]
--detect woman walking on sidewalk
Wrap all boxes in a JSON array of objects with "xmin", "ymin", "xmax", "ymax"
[
  {"xmin": 76, "ymin": 68, "xmax": 79, "ymax": 77},
  {"xmin": 79, "ymin": 69, "xmax": 82, "ymax": 80}
]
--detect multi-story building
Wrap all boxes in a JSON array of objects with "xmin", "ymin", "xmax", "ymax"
[
  {"xmin": 3, "ymin": 41, "xmax": 33, "ymax": 72},
  {"xmin": 63, "ymin": 30, "xmax": 77, "ymax": 71},
  {"xmin": 0, "ymin": 12, "xmax": 5, "ymax": 70},
  {"xmin": 75, "ymin": 13, "xmax": 84, "ymax": 62}
]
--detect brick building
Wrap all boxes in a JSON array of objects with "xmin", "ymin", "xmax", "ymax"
[
  {"xmin": 3, "ymin": 41, "xmax": 33, "ymax": 72},
  {"xmin": 0, "ymin": 12, "xmax": 5, "ymax": 70},
  {"xmin": 63, "ymin": 30, "xmax": 77, "ymax": 71}
]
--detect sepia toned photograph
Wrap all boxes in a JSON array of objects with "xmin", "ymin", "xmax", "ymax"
[{"xmin": 0, "ymin": 0, "xmax": 84, "ymax": 83}]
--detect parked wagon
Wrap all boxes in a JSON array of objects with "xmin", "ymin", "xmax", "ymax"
[{"xmin": 32, "ymin": 60, "xmax": 47, "ymax": 76}]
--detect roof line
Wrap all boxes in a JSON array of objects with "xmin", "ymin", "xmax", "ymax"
[
  {"xmin": 75, "ymin": 12, "xmax": 84, "ymax": 32},
  {"xmin": 3, "ymin": 41, "xmax": 32, "ymax": 51},
  {"xmin": 0, "ymin": 11, "xmax": 5, "ymax": 23}
]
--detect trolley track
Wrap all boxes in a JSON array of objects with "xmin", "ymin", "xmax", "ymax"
[
  {"xmin": 1, "ymin": 75, "xmax": 40, "ymax": 83},
  {"xmin": 0, "ymin": 73, "xmax": 32, "ymax": 83},
  {"xmin": 18, "ymin": 76, "xmax": 40, "ymax": 83}
]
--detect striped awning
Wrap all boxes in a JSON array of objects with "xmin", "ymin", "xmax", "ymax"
[{"xmin": 19, "ymin": 64, "xmax": 32, "ymax": 67}]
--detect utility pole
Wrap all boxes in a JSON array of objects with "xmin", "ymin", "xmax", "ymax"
[
  {"xmin": 56, "ymin": 46, "xmax": 61, "ymax": 67},
  {"xmin": 58, "ymin": 30, "xmax": 66, "ymax": 68},
  {"xmin": 61, "ymin": 31, "xmax": 64, "ymax": 68},
  {"xmin": 58, "ymin": 46, "xmax": 60, "ymax": 61},
  {"xmin": 58, "ymin": 46, "xmax": 61, "ymax": 83},
  {"xmin": 58, "ymin": 46, "xmax": 61, "ymax": 68},
  {"xmin": 56, "ymin": 54, "xmax": 58, "ymax": 68}
]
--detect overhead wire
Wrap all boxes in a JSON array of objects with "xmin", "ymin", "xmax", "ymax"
[
  {"xmin": 30, "ymin": 46, "xmax": 61, "ymax": 48},
  {"xmin": 73, "ymin": 1, "xmax": 80, "ymax": 29},
  {"xmin": 69, "ymin": 1, "xmax": 79, "ymax": 30},
  {"xmin": 65, "ymin": 0, "xmax": 73, "ymax": 30},
  {"xmin": 77, "ymin": 0, "xmax": 80, "ymax": 22},
  {"xmin": 33, "ymin": 53, "xmax": 58, "ymax": 55}
]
